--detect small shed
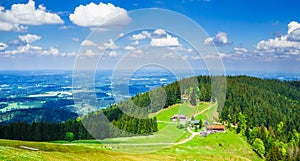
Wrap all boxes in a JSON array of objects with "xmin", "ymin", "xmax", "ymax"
[
  {"xmin": 170, "ymin": 114, "xmax": 187, "ymax": 120},
  {"xmin": 191, "ymin": 120, "xmax": 200, "ymax": 125}
]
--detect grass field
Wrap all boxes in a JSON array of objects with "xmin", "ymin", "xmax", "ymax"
[
  {"xmin": 150, "ymin": 102, "xmax": 210, "ymax": 122},
  {"xmin": 0, "ymin": 131, "xmax": 262, "ymax": 161},
  {"xmin": 194, "ymin": 102, "xmax": 218, "ymax": 123}
]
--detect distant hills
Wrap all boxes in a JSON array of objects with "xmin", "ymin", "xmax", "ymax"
[{"xmin": 0, "ymin": 108, "xmax": 78, "ymax": 124}]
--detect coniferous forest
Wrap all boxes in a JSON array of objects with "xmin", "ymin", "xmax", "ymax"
[{"xmin": 0, "ymin": 75, "xmax": 300, "ymax": 160}]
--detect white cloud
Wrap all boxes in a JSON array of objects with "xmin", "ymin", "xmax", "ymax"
[
  {"xmin": 204, "ymin": 52, "xmax": 229, "ymax": 59},
  {"xmin": 1, "ymin": 44, "xmax": 58, "ymax": 56},
  {"xmin": 119, "ymin": 33, "xmax": 124, "ymax": 37},
  {"xmin": 288, "ymin": 21, "xmax": 300, "ymax": 34},
  {"xmin": 214, "ymin": 32, "xmax": 229, "ymax": 44},
  {"xmin": 0, "ymin": 42, "xmax": 8, "ymax": 51},
  {"xmin": 108, "ymin": 51, "xmax": 118, "ymax": 57},
  {"xmin": 84, "ymin": 49, "xmax": 95, "ymax": 57},
  {"xmin": 98, "ymin": 39, "xmax": 118, "ymax": 50},
  {"xmin": 5, "ymin": 44, "xmax": 41, "ymax": 55},
  {"xmin": 141, "ymin": 31, "xmax": 151, "ymax": 38},
  {"xmin": 204, "ymin": 37, "xmax": 213, "ymax": 45},
  {"xmin": 18, "ymin": 34, "xmax": 41, "ymax": 43},
  {"xmin": 204, "ymin": 32, "xmax": 231, "ymax": 46},
  {"xmin": 41, "ymin": 47, "xmax": 59, "ymax": 56},
  {"xmin": 69, "ymin": 2, "xmax": 131, "ymax": 29},
  {"xmin": 234, "ymin": 47, "xmax": 248, "ymax": 54},
  {"xmin": 131, "ymin": 33, "xmax": 146, "ymax": 40},
  {"xmin": 151, "ymin": 34, "xmax": 180, "ymax": 47},
  {"xmin": 124, "ymin": 46, "xmax": 135, "ymax": 51},
  {"xmin": 0, "ymin": 21, "xmax": 27, "ymax": 32},
  {"xmin": 255, "ymin": 21, "xmax": 300, "ymax": 56},
  {"xmin": 81, "ymin": 40, "xmax": 97, "ymax": 46},
  {"xmin": 287, "ymin": 28, "xmax": 300, "ymax": 42},
  {"xmin": 131, "ymin": 40, "xmax": 139, "ymax": 45},
  {"xmin": 153, "ymin": 29, "xmax": 166, "ymax": 35},
  {"xmin": 256, "ymin": 36, "xmax": 300, "ymax": 55},
  {"xmin": 72, "ymin": 37, "xmax": 79, "ymax": 42},
  {"xmin": 0, "ymin": 43, "xmax": 72, "ymax": 57},
  {"xmin": 59, "ymin": 25, "xmax": 75, "ymax": 30},
  {"xmin": 131, "ymin": 31, "xmax": 151, "ymax": 40},
  {"xmin": 0, "ymin": 0, "xmax": 63, "ymax": 32}
]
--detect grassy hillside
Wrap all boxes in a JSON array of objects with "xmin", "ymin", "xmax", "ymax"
[
  {"xmin": 0, "ymin": 101, "xmax": 261, "ymax": 161},
  {"xmin": 0, "ymin": 131, "xmax": 261, "ymax": 161},
  {"xmin": 150, "ymin": 102, "xmax": 210, "ymax": 122}
]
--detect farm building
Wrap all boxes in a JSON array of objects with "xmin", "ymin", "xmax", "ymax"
[
  {"xmin": 170, "ymin": 114, "xmax": 187, "ymax": 121},
  {"xmin": 206, "ymin": 125, "xmax": 226, "ymax": 133},
  {"xmin": 191, "ymin": 120, "xmax": 200, "ymax": 125}
]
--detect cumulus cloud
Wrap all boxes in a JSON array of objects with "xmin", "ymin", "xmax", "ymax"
[
  {"xmin": 131, "ymin": 33, "xmax": 146, "ymax": 40},
  {"xmin": 234, "ymin": 47, "xmax": 248, "ymax": 54},
  {"xmin": 151, "ymin": 34, "xmax": 180, "ymax": 47},
  {"xmin": 108, "ymin": 51, "xmax": 118, "ymax": 57},
  {"xmin": 84, "ymin": 49, "xmax": 95, "ymax": 57},
  {"xmin": 288, "ymin": 21, "xmax": 300, "ymax": 34},
  {"xmin": 153, "ymin": 29, "xmax": 166, "ymax": 35},
  {"xmin": 98, "ymin": 39, "xmax": 118, "ymax": 50},
  {"xmin": 0, "ymin": 42, "xmax": 8, "ymax": 51},
  {"xmin": 81, "ymin": 40, "xmax": 97, "ymax": 46},
  {"xmin": 131, "ymin": 40, "xmax": 139, "ymax": 45},
  {"xmin": 287, "ymin": 28, "xmax": 300, "ymax": 42},
  {"xmin": 41, "ymin": 47, "xmax": 59, "ymax": 56},
  {"xmin": 141, "ymin": 31, "xmax": 151, "ymax": 38},
  {"xmin": 204, "ymin": 32, "xmax": 231, "ymax": 46},
  {"xmin": 69, "ymin": 2, "xmax": 131, "ymax": 29},
  {"xmin": 124, "ymin": 46, "xmax": 135, "ymax": 51},
  {"xmin": 0, "ymin": 21, "xmax": 27, "ymax": 32},
  {"xmin": 0, "ymin": 44, "xmax": 66, "ymax": 56},
  {"xmin": 18, "ymin": 34, "xmax": 41, "ymax": 43},
  {"xmin": 119, "ymin": 33, "xmax": 124, "ymax": 37},
  {"xmin": 4, "ymin": 44, "xmax": 41, "ymax": 55},
  {"xmin": 0, "ymin": 0, "xmax": 63, "ymax": 32},
  {"xmin": 256, "ymin": 21, "xmax": 300, "ymax": 56},
  {"xmin": 256, "ymin": 36, "xmax": 300, "ymax": 55},
  {"xmin": 131, "ymin": 31, "xmax": 151, "ymax": 40}
]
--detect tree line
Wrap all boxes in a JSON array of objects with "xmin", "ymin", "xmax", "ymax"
[{"xmin": 0, "ymin": 114, "xmax": 158, "ymax": 141}]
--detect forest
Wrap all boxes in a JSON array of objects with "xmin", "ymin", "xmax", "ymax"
[{"xmin": 220, "ymin": 76, "xmax": 300, "ymax": 160}]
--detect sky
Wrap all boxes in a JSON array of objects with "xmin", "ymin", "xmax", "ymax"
[{"xmin": 0, "ymin": 0, "xmax": 300, "ymax": 73}]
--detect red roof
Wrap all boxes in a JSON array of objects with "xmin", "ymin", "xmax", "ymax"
[{"xmin": 206, "ymin": 125, "xmax": 225, "ymax": 130}]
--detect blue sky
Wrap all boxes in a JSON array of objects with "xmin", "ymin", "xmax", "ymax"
[{"xmin": 0, "ymin": 0, "xmax": 300, "ymax": 73}]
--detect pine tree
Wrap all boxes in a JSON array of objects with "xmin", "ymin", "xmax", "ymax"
[
  {"xmin": 190, "ymin": 89, "xmax": 197, "ymax": 106},
  {"xmin": 152, "ymin": 117, "xmax": 158, "ymax": 132},
  {"xmin": 199, "ymin": 119, "xmax": 203, "ymax": 129}
]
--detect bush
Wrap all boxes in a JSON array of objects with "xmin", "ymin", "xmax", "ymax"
[{"xmin": 65, "ymin": 132, "xmax": 74, "ymax": 142}]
